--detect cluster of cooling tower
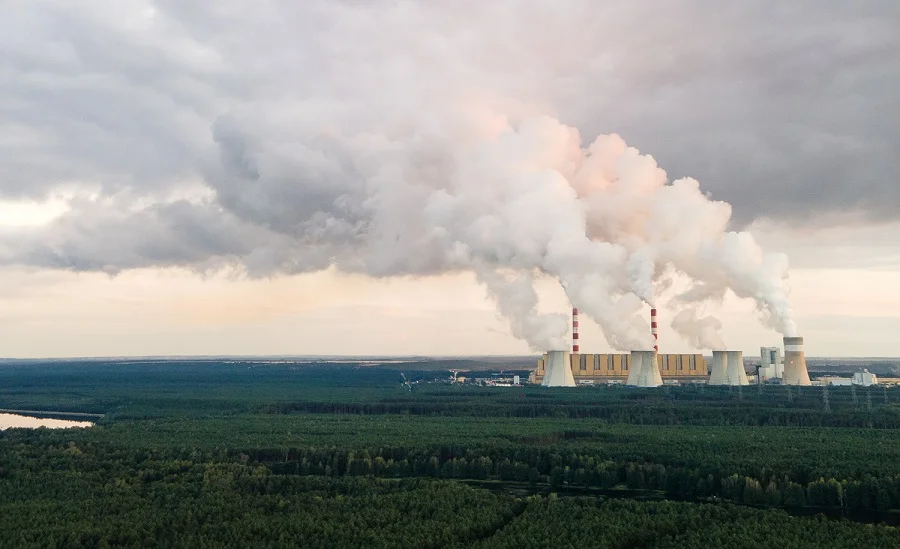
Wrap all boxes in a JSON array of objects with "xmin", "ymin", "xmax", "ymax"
[{"xmin": 540, "ymin": 309, "xmax": 811, "ymax": 388}]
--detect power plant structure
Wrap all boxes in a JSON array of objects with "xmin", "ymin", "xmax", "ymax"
[
  {"xmin": 531, "ymin": 307, "xmax": 804, "ymax": 387},
  {"xmin": 726, "ymin": 350, "xmax": 749, "ymax": 385},
  {"xmin": 708, "ymin": 351, "xmax": 728, "ymax": 385},
  {"xmin": 541, "ymin": 350, "xmax": 577, "ymax": 387},
  {"xmin": 708, "ymin": 350, "xmax": 750, "ymax": 386},
  {"xmin": 758, "ymin": 347, "xmax": 784, "ymax": 382},
  {"xmin": 533, "ymin": 308, "xmax": 708, "ymax": 386},
  {"xmin": 782, "ymin": 336, "xmax": 811, "ymax": 386},
  {"xmin": 626, "ymin": 350, "xmax": 663, "ymax": 387},
  {"xmin": 572, "ymin": 308, "xmax": 580, "ymax": 353},
  {"xmin": 533, "ymin": 350, "xmax": 708, "ymax": 385}
]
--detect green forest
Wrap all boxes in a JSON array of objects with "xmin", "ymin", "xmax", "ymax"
[{"xmin": 1, "ymin": 360, "xmax": 899, "ymax": 547}]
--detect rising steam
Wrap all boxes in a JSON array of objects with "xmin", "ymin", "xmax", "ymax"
[
  {"xmin": 671, "ymin": 308, "xmax": 726, "ymax": 351},
  {"xmin": 0, "ymin": 111, "xmax": 798, "ymax": 351}
]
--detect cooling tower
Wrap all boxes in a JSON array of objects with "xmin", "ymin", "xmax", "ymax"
[
  {"xmin": 542, "ymin": 350, "xmax": 577, "ymax": 387},
  {"xmin": 625, "ymin": 352, "xmax": 642, "ymax": 386},
  {"xmin": 782, "ymin": 336, "xmax": 811, "ymax": 386},
  {"xmin": 725, "ymin": 350, "xmax": 749, "ymax": 385},
  {"xmin": 626, "ymin": 350, "xmax": 662, "ymax": 387},
  {"xmin": 708, "ymin": 350, "xmax": 728, "ymax": 385}
]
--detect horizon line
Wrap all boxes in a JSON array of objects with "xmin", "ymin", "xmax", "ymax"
[{"xmin": 1, "ymin": 354, "xmax": 899, "ymax": 361}]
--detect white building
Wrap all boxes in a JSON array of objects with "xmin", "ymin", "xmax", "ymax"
[
  {"xmin": 821, "ymin": 370, "xmax": 879, "ymax": 386},
  {"xmin": 825, "ymin": 378, "xmax": 853, "ymax": 386},
  {"xmin": 758, "ymin": 346, "xmax": 784, "ymax": 382},
  {"xmin": 853, "ymin": 370, "xmax": 878, "ymax": 386}
]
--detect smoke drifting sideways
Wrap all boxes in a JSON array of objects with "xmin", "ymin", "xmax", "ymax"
[
  {"xmin": 0, "ymin": 112, "xmax": 797, "ymax": 351},
  {"xmin": 671, "ymin": 309, "xmax": 726, "ymax": 351}
]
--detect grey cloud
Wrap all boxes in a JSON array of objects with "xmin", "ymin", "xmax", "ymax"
[
  {"xmin": 4, "ymin": 199, "xmax": 252, "ymax": 273},
  {"xmin": 5, "ymin": 1, "xmax": 897, "ymax": 221},
  {"xmin": 0, "ymin": 1, "xmax": 222, "ymax": 197},
  {"xmin": 0, "ymin": 1, "xmax": 897, "ymax": 349},
  {"xmin": 557, "ymin": 2, "xmax": 900, "ymax": 225}
]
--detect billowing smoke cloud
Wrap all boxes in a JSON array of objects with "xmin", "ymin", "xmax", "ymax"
[
  {"xmin": 476, "ymin": 268, "xmax": 567, "ymax": 352},
  {"xmin": 0, "ymin": 3, "xmax": 817, "ymax": 351},
  {"xmin": 0, "ymin": 112, "xmax": 799, "ymax": 350},
  {"xmin": 671, "ymin": 308, "xmax": 726, "ymax": 351}
]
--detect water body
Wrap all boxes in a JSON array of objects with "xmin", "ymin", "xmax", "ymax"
[{"xmin": 0, "ymin": 413, "xmax": 93, "ymax": 430}]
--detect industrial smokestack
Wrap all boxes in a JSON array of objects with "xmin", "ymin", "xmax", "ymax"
[
  {"xmin": 650, "ymin": 308, "xmax": 658, "ymax": 352},
  {"xmin": 626, "ymin": 350, "xmax": 662, "ymax": 387},
  {"xmin": 542, "ymin": 350, "xmax": 577, "ymax": 387},
  {"xmin": 708, "ymin": 350, "xmax": 728, "ymax": 385},
  {"xmin": 572, "ymin": 307, "xmax": 579, "ymax": 353},
  {"xmin": 725, "ymin": 351, "xmax": 749, "ymax": 385},
  {"xmin": 783, "ymin": 336, "xmax": 811, "ymax": 386}
]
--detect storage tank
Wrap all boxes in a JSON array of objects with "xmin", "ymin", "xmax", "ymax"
[
  {"xmin": 782, "ymin": 336, "xmax": 811, "ymax": 386},
  {"xmin": 542, "ymin": 350, "xmax": 577, "ymax": 387}
]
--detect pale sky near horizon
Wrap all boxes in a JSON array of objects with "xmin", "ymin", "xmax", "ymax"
[{"xmin": 1, "ymin": 2, "xmax": 899, "ymax": 358}]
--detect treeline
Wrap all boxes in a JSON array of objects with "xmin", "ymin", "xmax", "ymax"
[
  {"xmin": 1, "ymin": 474, "xmax": 522, "ymax": 548},
  {"xmin": 257, "ymin": 398, "xmax": 900, "ymax": 428},
  {"xmin": 1, "ymin": 469, "xmax": 896, "ymax": 548},
  {"xmin": 4, "ymin": 434, "xmax": 899, "ymax": 513},
  {"xmin": 474, "ymin": 496, "xmax": 899, "ymax": 548},
  {"xmin": 3, "ymin": 359, "xmax": 899, "ymax": 427},
  {"xmin": 254, "ymin": 449, "xmax": 900, "ymax": 512}
]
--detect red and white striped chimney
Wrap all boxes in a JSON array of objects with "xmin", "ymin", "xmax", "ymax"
[
  {"xmin": 572, "ymin": 307, "xmax": 579, "ymax": 353},
  {"xmin": 650, "ymin": 308, "xmax": 658, "ymax": 352}
]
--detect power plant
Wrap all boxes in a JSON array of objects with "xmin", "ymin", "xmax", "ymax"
[
  {"xmin": 782, "ymin": 336, "xmax": 811, "ymax": 386},
  {"xmin": 541, "ymin": 350, "xmax": 577, "ymax": 387},
  {"xmin": 726, "ymin": 351, "xmax": 749, "ymax": 385},
  {"xmin": 532, "ymin": 307, "xmax": 811, "ymax": 387},
  {"xmin": 626, "ymin": 350, "xmax": 663, "ymax": 387},
  {"xmin": 708, "ymin": 351, "xmax": 728, "ymax": 385},
  {"xmin": 758, "ymin": 347, "xmax": 783, "ymax": 382}
]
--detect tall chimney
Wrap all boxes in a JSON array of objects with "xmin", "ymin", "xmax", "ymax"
[
  {"xmin": 650, "ymin": 308, "xmax": 658, "ymax": 352},
  {"xmin": 572, "ymin": 307, "xmax": 579, "ymax": 353},
  {"xmin": 783, "ymin": 336, "xmax": 811, "ymax": 386}
]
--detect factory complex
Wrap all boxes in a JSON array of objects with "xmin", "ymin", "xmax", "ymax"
[
  {"xmin": 531, "ymin": 308, "xmax": 812, "ymax": 388},
  {"xmin": 531, "ymin": 352, "xmax": 707, "ymax": 385}
]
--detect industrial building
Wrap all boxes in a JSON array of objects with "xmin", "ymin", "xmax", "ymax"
[
  {"xmin": 531, "ymin": 351, "xmax": 707, "ymax": 385},
  {"xmin": 820, "ymin": 370, "xmax": 879, "ymax": 387},
  {"xmin": 708, "ymin": 350, "xmax": 749, "ymax": 386},
  {"xmin": 758, "ymin": 346, "xmax": 783, "ymax": 382},
  {"xmin": 541, "ymin": 350, "xmax": 577, "ymax": 387},
  {"xmin": 530, "ymin": 307, "xmax": 810, "ymax": 387},
  {"xmin": 531, "ymin": 308, "xmax": 708, "ymax": 386},
  {"xmin": 783, "ymin": 336, "xmax": 811, "ymax": 386}
]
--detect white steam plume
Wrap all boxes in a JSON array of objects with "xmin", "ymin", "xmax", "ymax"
[
  {"xmin": 476, "ymin": 268, "xmax": 568, "ymax": 352},
  {"xmin": 0, "ymin": 0, "xmax": 809, "ymax": 354},
  {"xmin": 570, "ymin": 134, "xmax": 798, "ymax": 338},
  {"xmin": 671, "ymin": 308, "xmax": 726, "ymax": 351},
  {"xmin": 1, "ymin": 113, "xmax": 799, "ymax": 350}
]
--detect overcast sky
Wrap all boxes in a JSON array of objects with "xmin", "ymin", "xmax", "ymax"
[{"xmin": 1, "ymin": 1, "xmax": 899, "ymax": 358}]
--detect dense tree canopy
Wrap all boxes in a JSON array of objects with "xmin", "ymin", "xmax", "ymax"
[{"xmin": 1, "ymin": 360, "xmax": 899, "ymax": 546}]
